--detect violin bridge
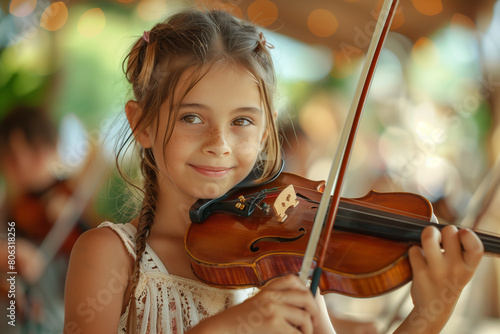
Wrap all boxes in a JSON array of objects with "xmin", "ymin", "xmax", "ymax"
[{"xmin": 273, "ymin": 185, "xmax": 299, "ymax": 222}]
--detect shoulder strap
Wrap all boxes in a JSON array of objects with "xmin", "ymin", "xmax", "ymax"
[
  {"xmin": 98, "ymin": 222, "xmax": 170, "ymax": 274},
  {"xmin": 98, "ymin": 222, "xmax": 136, "ymax": 259}
]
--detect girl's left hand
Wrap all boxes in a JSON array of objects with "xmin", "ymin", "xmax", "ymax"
[{"xmin": 404, "ymin": 225, "xmax": 484, "ymax": 332}]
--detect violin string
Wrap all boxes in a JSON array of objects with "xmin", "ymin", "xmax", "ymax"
[
  {"xmin": 334, "ymin": 206, "xmax": 500, "ymax": 253},
  {"xmin": 340, "ymin": 202, "xmax": 431, "ymax": 228},
  {"xmin": 294, "ymin": 191, "xmax": 500, "ymax": 246},
  {"xmin": 263, "ymin": 188, "xmax": 500, "ymax": 250},
  {"xmin": 345, "ymin": 198, "xmax": 430, "ymax": 220},
  {"xmin": 338, "ymin": 200, "xmax": 500, "ymax": 244},
  {"xmin": 296, "ymin": 192, "xmax": 431, "ymax": 228}
]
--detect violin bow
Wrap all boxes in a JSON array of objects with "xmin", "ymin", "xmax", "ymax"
[
  {"xmin": 37, "ymin": 144, "xmax": 108, "ymax": 276},
  {"xmin": 298, "ymin": 0, "xmax": 400, "ymax": 294},
  {"xmin": 458, "ymin": 154, "xmax": 500, "ymax": 229}
]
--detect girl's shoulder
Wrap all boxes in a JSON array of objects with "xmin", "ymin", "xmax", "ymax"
[
  {"xmin": 71, "ymin": 221, "xmax": 137, "ymax": 266},
  {"xmin": 65, "ymin": 222, "xmax": 134, "ymax": 332}
]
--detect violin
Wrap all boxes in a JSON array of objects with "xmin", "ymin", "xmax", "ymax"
[
  {"xmin": 9, "ymin": 178, "xmax": 88, "ymax": 256},
  {"xmin": 185, "ymin": 172, "xmax": 500, "ymax": 297}
]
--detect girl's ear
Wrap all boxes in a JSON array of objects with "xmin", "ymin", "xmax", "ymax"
[{"xmin": 125, "ymin": 100, "xmax": 152, "ymax": 148}]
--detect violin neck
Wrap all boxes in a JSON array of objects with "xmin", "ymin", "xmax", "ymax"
[{"xmin": 336, "ymin": 202, "xmax": 500, "ymax": 256}]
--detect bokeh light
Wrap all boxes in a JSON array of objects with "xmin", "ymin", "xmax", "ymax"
[
  {"xmin": 369, "ymin": 50, "xmax": 404, "ymax": 99},
  {"xmin": 196, "ymin": 0, "xmax": 225, "ymax": 10},
  {"xmin": 269, "ymin": 31, "xmax": 332, "ymax": 82},
  {"xmin": 9, "ymin": 0, "xmax": 37, "ymax": 17},
  {"xmin": 411, "ymin": 37, "xmax": 440, "ymax": 69},
  {"xmin": 78, "ymin": 8, "xmax": 106, "ymax": 37},
  {"xmin": 378, "ymin": 126, "xmax": 415, "ymax": 179},
  {"xmin": 414, "ymin": 156, "xmax": 458, "ymax": 200},
  {"xmin": 412, "ymin": 0, "xmax": 443, "ymax": 16},
  {"xmin": 299, "ymin": 94, "xmax": 338, "ymax": 144},
  {"xmin": 451, "ymin": 13, "xmax": 476, "ymax": 30},
  {"xmin": 137, "ymin": 0, "xmax": 168, "ymax": 21},
  {"xmin": 331, "ymin": 49, "xmax": 361, "ymax": 78},
  {"xmin": 221, "ymin": 3, "xmax": 243, "ymax": 19},
  {"xmin": 390, "ymin": 7, "xmax": 405, "ymax": 30},
  {"xmin": 247, "ymin": 0, "xmax": 278, "ymax": 27},
  {"xmin": 2, "ymin": 31, "xmax": 53, "ymax": 76},
  {"xmin": 307, "ymin": 9, "xmax": 338, "ymax": 37},
  {"xmin": 40, "ymin": 2, "xmax": 68, "ymax": 31}
]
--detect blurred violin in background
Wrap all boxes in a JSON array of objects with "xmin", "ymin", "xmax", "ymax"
[{"xmin": 8, "ymin": 178, "xmax": 88, "ymax": 257}]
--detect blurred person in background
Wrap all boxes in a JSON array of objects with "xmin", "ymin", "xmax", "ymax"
[{"xmin": 0, "ymin": 105, "xmax": 97, "ymax": 333}]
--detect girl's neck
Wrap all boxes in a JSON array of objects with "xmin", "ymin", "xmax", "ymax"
[{"xmin": 150, "ymin": 188, "xmax": 196, "ymax": 240}]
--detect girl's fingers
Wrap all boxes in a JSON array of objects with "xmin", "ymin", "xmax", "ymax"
[
  {"xmin": 258, "ymin": 274, "xmax": 318, "ymax": 332},
  {"xmin": 280, "ymin": 305, "xmax": 314, "ymax": 334},
  {"xmin": 287, "ymin": 307, "xmax": 314, "ymax": 334},
  {"xmin": 420, "ymin": 225, "xmax": 443, "ymax": 269},
  {"xmin": 263, "ymin": 274, "xmax": 308, "ymax": 292},
  {"xmin": 279, "ymin": 289, "xmax": 319, "ymax": 319},
  {"xmin": 259, "ymin": 287, "xmax": 318, "ymax": 326},
  {"xmin": 458, "ymin": 228, "xmax": 484, "ymax": 270},
  {"xmin": 441, "ymin": 225, "xmax": 462, "ymax": 263},
  {"xmin": 408, "ymin": 245, "xmax": 426, "ymax": 272}
]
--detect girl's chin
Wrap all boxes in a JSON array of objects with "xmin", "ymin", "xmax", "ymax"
[{"xmin": 188, "ymin": 180, "xmax": 236, "ymax": 200}]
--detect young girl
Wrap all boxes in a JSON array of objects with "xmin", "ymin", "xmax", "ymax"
[{"xmin": 64, "ymin": 9, "xmax": 484, "ymax": 334}]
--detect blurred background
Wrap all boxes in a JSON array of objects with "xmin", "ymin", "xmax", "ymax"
[{"xmin": 1, "ymin": 0, "xmax": 500, "ymax": 333}]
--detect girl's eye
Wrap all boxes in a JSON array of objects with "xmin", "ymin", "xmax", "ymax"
[
  {"xmin": 181, "ymin": 114, "xmax": 202, "ymax": 124},
  {"xmin": 233, "ymin": 118, "xmax": 252, "ymax": 126}
]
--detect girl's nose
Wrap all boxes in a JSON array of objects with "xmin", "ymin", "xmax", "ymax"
[{"xmin": 203, "ymin": 127, "xmax": 232, "ymax": 157}]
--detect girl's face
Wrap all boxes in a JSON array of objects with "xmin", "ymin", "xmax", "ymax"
[{"xmin": 151, "ymin": 65, "xmax": 268, "ymax": 201}]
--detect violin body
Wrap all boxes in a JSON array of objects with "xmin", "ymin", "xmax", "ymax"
[
  {"xmin": 9, "ymin": 179, "xmax": 87, "ymax": 256},
  {"xmin": 185, "ymin": 172, "xmax": 436, "ymax": 297}
]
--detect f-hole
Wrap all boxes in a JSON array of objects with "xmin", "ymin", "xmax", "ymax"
[{"xmin": 250, "ymin": 227, "xmax": 306, "ymax": 252}]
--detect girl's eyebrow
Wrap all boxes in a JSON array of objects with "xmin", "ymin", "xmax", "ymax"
[
  {"xmin": 179, "ymin": 103, "xmax": 208, "ymax": 110},
  {"xmin": 179, "ymin": 103, "xmax": 262, "ymax": 114}
]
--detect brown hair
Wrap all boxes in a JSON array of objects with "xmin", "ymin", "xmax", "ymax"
[
  {"xmin": 0, "ymin": 106, "xmax": 58, "ymax": 159},
  {"xmin": 117, "ymin": 9, "xmax": 281, "ymax": 331}
]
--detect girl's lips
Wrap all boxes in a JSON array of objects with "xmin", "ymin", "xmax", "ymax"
[{"xmin": 189, "ymin": 165, "xmax": 232, "ymax": 178}]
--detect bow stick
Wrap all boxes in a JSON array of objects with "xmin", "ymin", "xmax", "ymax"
[{"xmin": 299, "ymin": 0, "xmax": 400, "ymax": 294}]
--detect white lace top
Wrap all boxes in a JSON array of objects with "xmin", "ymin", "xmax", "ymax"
[{"xmin": 98, "ymin": 222, "xmax": 257, "ymax": 334}]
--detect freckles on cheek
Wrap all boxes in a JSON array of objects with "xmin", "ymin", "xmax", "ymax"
[{"xmin": 237, "ymin": 137, "xmax": 262, "ymax": 159}]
